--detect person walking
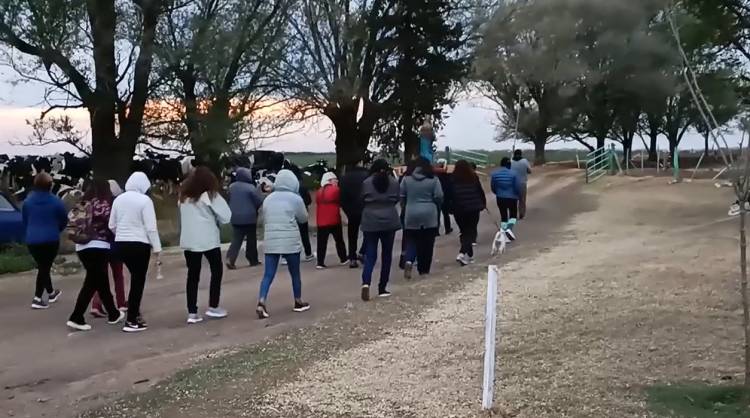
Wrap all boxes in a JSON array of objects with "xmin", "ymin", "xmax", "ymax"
[
  {"xmin": 315, "ymin": 172, "xmax": 348, "ymax": 269},
  {"xmin": 400, "ymin": 157, "xmax": 443, "ymax": 278},
  {"xmin": 491, "ymin": 157, "xmax": 521, "ymax": 240},
  {"xmin": 359, "ymin": 159, "xmax": 401, "ymax": 301},
  {"xmin": 179, "ymin": 167, "xmax": 232, "ymax": 324},
  {"xmin": 91, "ymin": 180, "xmax": 127, "ymax": 316},
  {"xmin": 435, "ymin": 159, "xmax": 453, "ymax": 235},
  {"xmin": 256, "ymin": 169, "xmax": 310, "ymax": 319},
  {"xmin": 22, "ymin": 172, "xmax": 68, "ymax": 309},
  {"xmin": 451, "ymin": 160, "xmax": 486, "ymax": 266},
  {"xmin": 339, "ymin": 162, "xmax": 369, "ymax": 268},
  {"xmin": 226, "ymin": 168, "xmax": 264, "ymax": 269},
  {"xmin": 66, "ymin": 179, "xmax": 126, "ymax": 331},
  {"xmin": 511, "ymin": 149, "xmax": 532, "ymax": 219},
  {"xmin": 109, "ymin": 171, "xmax": 162, "ymax": 332}
]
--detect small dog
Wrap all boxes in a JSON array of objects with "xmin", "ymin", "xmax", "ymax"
[{"xmin": 491, "ymin": 229, "xmax": 508, "ymax": 256}]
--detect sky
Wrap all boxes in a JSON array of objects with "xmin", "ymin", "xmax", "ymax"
[{"xmin": 0, "ymin": 67, "xmax": 740, "ymax": 156}]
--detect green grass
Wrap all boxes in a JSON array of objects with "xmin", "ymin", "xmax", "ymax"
[
  {"xmin": 0, "ymin": 244, "xmax": 36, "ymax": 275},
  {"xmin": 647, "ymin": 384, "xmax": 750, "ymax": 417}
]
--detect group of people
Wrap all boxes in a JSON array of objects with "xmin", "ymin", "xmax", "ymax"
[{"xmin": 19, "ymin": 149, "xmax": 532, "ymax": 332}]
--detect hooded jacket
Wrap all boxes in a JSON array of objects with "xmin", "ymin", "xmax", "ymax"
[
  {"xmin": 228, "ymin": 168, "xmax": 264, "ymax": 225},
  {"xmin": 361, "ymin": 174, "xmax": 401, "ymax": 232},
  {"xmin": 316, "ymin": 173, "xmax": 342, "ymax": 227},
  {"xmin": 21, "ymin": 190, "xmax": 68, "ymax": 245},
  {"xmin": 179, "ymin": 191, "xmax": 231, "ymax": 252},
  {"xmin": 399, "ymin": 168, "xmax": 444, "ymax": 230},
  {"xmin": 262, "ymin": 169, "xmax": 308, "ymax": 254},
  {"xmin": 109, "ymin": 172, "xmax": 162, "ymax": 252},
  {"xmin": 339, "ymin": 166, "xmax": 369, "ymax": 217},
  {"xmin": 490, "ymin": 167, "xmax": 521, "ymax": 200}
]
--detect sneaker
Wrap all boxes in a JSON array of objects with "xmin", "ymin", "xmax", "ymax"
[
  {"xmin": 469, "ymin": 256, "xmax": 475, "ymax": 264},
  {"xmin": 186, "ymin": 313, "xmax": 204, "ymax": 324},
  {"xmin": 316, "ymin": 264, "xmax": 327, "ymax": 270},
  {"xmin": 404, "ymin": 261, "xmax": 413, "ymax": 280},
  {"xmin": 31, "ymin": 297, "xmax": 48, "ymax": 310},
  {"xmin": 108, "ymin": 310, "xmax": 126, "ymax": 325},
  {"xmin": 122, "ymin": 318, "xmax": 148, "ymax": 333},
  {"xmin": 249, "ymin": 261, "xmax": 262, "ymax": 267},
  {"xmin": 361, "ymin": 284, "xmax": 370, "ymax": 301},
  {"xmin": 456, "ymin": 253, "xmax": 469, "ymax": 266},
  {"xmin": 256, "ymin": 303, "xmax": 270, "ymax": 319},
  {"xmin": 281, "ymin": 258, "xmax": 288, "ymax": 266},
  {"xmin": 378, "ymin": 290, "xmax": 392, "ymax": 298},
  {"xmin": 293, "ymin": 301, "xmax": 311, "ymax": 312},
  {"xmin": 225, "ymin": 263, "xmax": 237, "ymax": 270},
  {"xmin": 48, "ymin": 289, "xmax": 62, "ymax": 303},
  {"xmin": 90, "ymin": 308, "xmax": 107, "ymax": 318},
  {"xmin": 349, "ymin": 260, "xmax": 359, "ymax": 269},
  {"xmin": 66, "ymin": 320, "xmax": 92, "ymax": 331},
  {"xmin": 340, "ymin": 259, "xmax": 350, "ymax": 266},
  {"xmin": 118, "ymin": 306, "xmax": 128, "ymax": 313},
  {"xmin": 205, "ymin": 307, "xmax": 228, "ymax": 319},
  {"xmin": 472, "ymin": 242, "xmax": 478, "ymax": 247},
  {"xmin": 304, "ymin": 253, "xmax": 316, "ymax": 262}
]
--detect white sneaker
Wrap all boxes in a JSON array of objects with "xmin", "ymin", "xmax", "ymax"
[
  {"xmin": 456, "ymin": 253, "xmax": 469, "ymax": 266},
  {"xmin": 205, "ymin": 307, "xmax": 228, "ymax": 319},
  {"xmin": 281, "ymin": 258, "xmax": 288, "ymax": 265},
  {"xmin": 187, "ymin": 313, "xmax": 204, "ymax": 324},
  {"xmin": 108, "ymin": 310, "xmax": 126, "ymax": 325},
  {"xmin": 66, "ymin": 320, "xmax": 92, "ymax": 331}
]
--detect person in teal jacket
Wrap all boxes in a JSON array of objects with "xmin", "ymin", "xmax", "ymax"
[
  {"xmin": 490, "ymin": 157, "xmax": 521, "ymax": 237},
  {"xmin": 22, "ymin": 172, "xmax": 68, "ymax": 309}
]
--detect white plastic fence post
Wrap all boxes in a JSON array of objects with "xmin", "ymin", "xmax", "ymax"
[{"xmin": 482, "ymin": 265, "xmax": 499, "ymax": 410}]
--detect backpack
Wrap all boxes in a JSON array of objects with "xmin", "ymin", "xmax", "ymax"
[{"xmin": 67, "ymin": 201, "xmax": 95, "ymax": 245}]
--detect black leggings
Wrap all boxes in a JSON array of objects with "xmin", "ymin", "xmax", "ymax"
[
  {"xmin": 346, "ymin": 213, "xmax": 362, "ymax": 260},
  {"xmin": 317, "ymin": 224, "xmax": 347, "ymax": 266},
  {"xmin": 27, "ymin": 242, "xmax": 59, "ymax": 298},
  {"xmin": 116, "ymin": 242, "xmax": 151, "ymax": 323},
  {"xmin": 299, "ymin": 222, "xmax": 313, "ymax": 257},
  {"xmin": 496, "ymin": 197, "xmax": 518, "ymax": 223},
  {"xmin": 454, "ymin": 211, "xmax": 480, "ymax": 257},
  {"xmin": 184, "ymin": 248, "xmax": 223, "ymax": 314},
  {"xmin": 70, "ymin": 249, "xmax": 119, "ymax": 323}
]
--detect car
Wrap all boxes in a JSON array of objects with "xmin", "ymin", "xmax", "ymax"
[{"xmin": 0, "ymin": 192, "xmax": 24, "ymax": 244}]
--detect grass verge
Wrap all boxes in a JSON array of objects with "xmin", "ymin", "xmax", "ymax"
[
  {"xmin": 0, "ymin": 244, "xmax": 36, "ymax": 275},
  {"xmin": 647, "ymin": 384, "xmax": 750, "ymax": 417}
]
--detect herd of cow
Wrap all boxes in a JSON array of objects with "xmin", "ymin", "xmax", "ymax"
[{"xmin": 0, "ymin": 150, "xmax": 330, "ymax": 202}]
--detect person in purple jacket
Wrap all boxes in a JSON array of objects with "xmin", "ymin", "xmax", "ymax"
[{"xmin": 22, "ymin": 172, "xmax": 68, "ymax": 310}]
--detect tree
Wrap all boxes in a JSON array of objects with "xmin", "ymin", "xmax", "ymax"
[
  {"xmin": 0, "ymin": 0, "xmax": 173, "ymax": 181},
  {"xmin": 147, "ymin": 0, "xmax": 293, "ymax": 172}
]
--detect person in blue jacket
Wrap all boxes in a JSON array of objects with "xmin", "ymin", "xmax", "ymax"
[
  {"xmin": 22, "ymin": 172, "xmax": 69, "ymax": 309},
  {"xmin": 490, "ymin": 157, "xmax": 521, "ymax": 239}
]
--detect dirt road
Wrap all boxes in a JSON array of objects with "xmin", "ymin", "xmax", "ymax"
[{"xmin": 0, "ymin": 168, "xmax": 579, "ymax": 418}]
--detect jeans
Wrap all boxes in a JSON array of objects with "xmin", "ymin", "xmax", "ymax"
[
  {"xmin": 226, "ymin": 224, "xmax": 259, "ymax": 265},
  {"xmin": 345, "ymin": 213, "xmax": 363, "ymax": 260},
  {"xmin": 116, "ymin": 242, "xmax": 151, "ymax": 323},
  {"xmin": 70, "ymin": 248, "xmax": 119, "ymax": 324},
  {"xmin": 497, "ymin": 197, "xmax": 518, "ymax": 223},
  {"xmin": 405, "ymin": 227, "xmax": 437, "ymax": 275},
  {"xmin": 518, "ymin": 183, "xmax": 528, "ymax": 219},
  {"xmin": 317, "ymin": 224, "xmax": 347, "ymax": 266},
  {"xmin": 184, "ymin": 247, "xmax": 223, "ymax": 314},
  {"xmin": 454, "ymin": 211, "xmax": 480, "ymax": 257},
  {"xmin": 259, "ymin": 253, "xmax": 302, "ymax": 302},
  {"xmin": 92, "ymin": 261, "xmax": 127, "ymax": 311},
  {"xmin": 361, "ymin": 230, "xmax": 396, "ymax": 292},
  {"xmin": 27, "ymin": 242, "xmax": 59, "ymax": 298},
  {"xmin": 299, "ymin": 222, "xmax": 313, "ymax": 257}
]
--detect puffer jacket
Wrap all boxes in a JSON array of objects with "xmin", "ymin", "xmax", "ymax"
[
  {"xmin": 490, "ymin": 167, "xmax": 521, "ymax": 200},
  {"xmin": 261, "ymin": 170, "xmax": 308, "ymax": 254},
  {"xmin": 316, "ymin": 184, "xmax": 342, "ymax": 227},
  {"xmin": 229, "ymin": 168, "xmax": 264, "ymax": 225},
  {"xmin": 451, "ymin": 177, "xmax": 486, "ymax": 213}
]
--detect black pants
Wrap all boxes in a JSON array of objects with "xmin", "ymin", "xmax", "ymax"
[
  {"xmin": 438, "ymin": 207, "xmax": 453, "ymax": 233},
  {"xmin": 70, "ymin": 248, "xmax": 118, "ymax": 324},
  {"xmin": 405, "ymin": 228, "xmax": 438, "ymax": 275},
  {"xmin": 116, "ymin": 242, "xmax": 151, "ymax": 323},
  {"xmin": 299, "ymin": 222, "xmax": 313, "ymax": 257},
  {"xmin": 28, "ymin": 242, "xmax": 59, "ymax": 298},
  {"xmin": 496, "ymin": 197, "xmax": 518, "ymax": 223},
  {"xmin": 345, "ymin": 212, "xmax": 363, "ymax": 260},
  {"xmin": 454, "ymin": 211, "xmax": 480, "ymax": 257},
  {"xmin": 317, "ymin": 224, "xmax": 347, "ymax": 266},
  {"xmin": 226, "ymin": 224, "xmax": 259, "ymax": 265},
  {"xmin": 184, "ymin": 248, "xmax": 223, "ymax": 314}
]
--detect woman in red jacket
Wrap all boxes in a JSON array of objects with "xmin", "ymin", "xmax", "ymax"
[{"xmin": 315, "ymin": 172, "xmax": 348, "ymax": 269}]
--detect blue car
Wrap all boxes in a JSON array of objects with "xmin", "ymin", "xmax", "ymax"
[{"xmin": 0, "ymin": 192, "xmax": 24, "ymax": 244}]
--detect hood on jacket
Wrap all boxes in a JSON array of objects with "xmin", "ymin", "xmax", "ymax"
[
  {"xmin": 235, "ymin": 167, "xmax": 254, "ymax": 184},
  {"xmin": 320, "ymin": 171, "xmax": 338, "ymax": 186},
  {"xmin": 124, "ymin": 171, "xmax": 152, "ymax": 194},
  {"xmin": 411, "ymin": 167, "xmax": 428, "ymax": 181},
  {"xmin": 274, "ymin": 169, "xmax": 299, "ymax": 193}
]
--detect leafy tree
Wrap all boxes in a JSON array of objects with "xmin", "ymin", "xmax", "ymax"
[{"xmin": 0, "ymin": 0, "xmax": 173, "ymax": 181}]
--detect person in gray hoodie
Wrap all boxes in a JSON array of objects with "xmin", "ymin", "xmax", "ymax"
[
  {"xmin": 256, "ymin": 169, "xmax": 310, "ymax": 319},
  {"xmin": 226, "ymin": 168, "xmax": 264, "ymax": 268},
  {"xmin": 400, "ymin": 157, "xmax": 444, "ymax": 278}
]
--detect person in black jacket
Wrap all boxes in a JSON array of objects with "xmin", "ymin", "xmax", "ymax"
[
  {"xmin": 435, "ymin": 159, "xmax": 453, "ymax": 235},
  {"xmin": 339, "ymin": 161, "xmax": 369, "ymax": 268},
  {"xmin": 451, "ymin": 160, "xmax": 486, "ymax": 266}
]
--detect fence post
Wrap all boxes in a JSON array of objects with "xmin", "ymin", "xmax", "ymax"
[
  {"xmin": 641, "ymin": 150, "xmax": 644, "ymax": 173},
  {"xmin": 673, "ymin": 147, "xmax": 681, "ymax": 182},
  {"xmin": 482, "ymin": 265, "xmax": 499, "ymax": 410},
  {"xmin": 625, "ymin": 149, "xmax": 630, "ymax": 176},
  {"xmin": 445, "ymin": 146, "xmax": 451, "ymax": 165}
]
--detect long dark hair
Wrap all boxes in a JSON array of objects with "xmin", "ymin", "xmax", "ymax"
[
  {"xmin": 453, "ymin": 159, "xmax": 477, "ymax": 184},
  {"xmin": 83, "ymin": 178, "xmax": 113, "ymax": 202},
  {"xmin": 412, "ymin": 157, "xmax": 434, "ymax": 178},
  {"xmin": 180, "ymin": 166, "xmax": 220, "ymax": 202},
  {"xmin": 501, "ymin": 157, "xmax": 512, "ymax": 169},
  {"xmin": 369, "ymin": 159, "xmax": 391, "ymax": 193}
]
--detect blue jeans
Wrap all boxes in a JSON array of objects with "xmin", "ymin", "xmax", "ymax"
[
  {"xmin": 258, "ymin": 253, "xmax": 302, "ymax": 302},
  {"xmin": 361, "ymin": 230, "xmax": 396, "ymax": 291}
]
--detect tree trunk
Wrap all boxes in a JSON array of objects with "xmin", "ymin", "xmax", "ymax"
[
  {"xmin": 596, "ymin": 136, "xmax": 606, "ymax": 150},
  {"xmin": 740, "ymin": 207, "xmax": 750, "ymax": 386},
  {"xmin": 324, "ymin": 98, "xmax": 376, "ymax": 171},
  {"xmin": 533, "ymin": 139, "xmax": 546, "ymax": 165},
  {"xmin": 704, "ymin": 131, "xmax": 710, "ymax": 157}
]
